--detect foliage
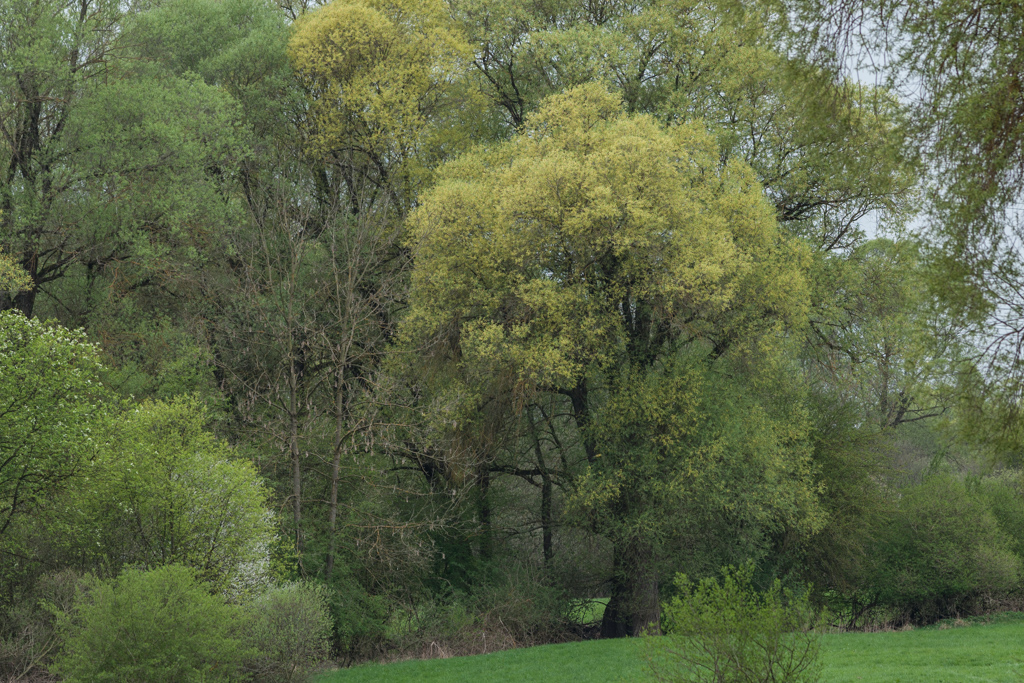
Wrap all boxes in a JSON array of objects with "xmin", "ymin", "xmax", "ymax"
[
  {"xmin": 453, "ymin": 0, "xmax": 916, "ymax": 251},
  {"xmin": 574, "ymin": 351, "xmax": 822, "ymax": 636},
  {"xmin": 978, "ymin": 471, "xmax": 1024, "ymax": 563},
  {"xmin": 581, "ymin": 353, "xmax": 821, "ymax": 540},
  {"xmin": 0, "ymin": 246, "xmax": 30, "ymax": 295},
  {"xmin": 128, "ymin": 0, "xmax": 292, "ymax": 134},
  {"xmin": 407, "ymin": 83, "xmax": 809, "ymax": 389},
  {"xmin": 787, "ymin": 0, "xmax": 1024, "ymax": 454},
  {"xmin": 403, "ymin": 81, "xmax": 818, "ymax": 635},
  {"xmin": 407, "ymin": 567, "xmax": 571, "ymax": 656},
  {"xmin": 244, "ymin": 582, "xmax": 333, "ymax": 683},
  {"xmin": 1, "ymin": 0, "xmax": 1016, "ymax": 668},
  {"xmin": 0, "ymin": 311, "xmax": 107, "ymax": 541},
  {"xmin": 0, "ymin": 0, "xmax": 123, "ymax": 316},
  {"xmin": 52, "ymin": 564, "xmax": 251, "ymax": 683},
  {"xmin": 868, "ymin": 475, "xmax": 1020, "ymax": 623},
  {"xmin": 324, "ymin": 569, "xmax": 389, "ymax": 663},
  {"xmin": 646, "ymin": 564, "xmax": 822, "ymax": 683},
  {"xmin": 64, "ymin": 397, "xmax": 277, "ymax": 594},
  {"xmin": 791, "ymin": 391, "xmax": 892, "ymax": 620},
  {"xmin": 0, "ymin": 0, "xmax": 251, "ymax": 320},
  {"xmin": 288, "ymin": 0, "xmax": 476, "ymax": 196},
  {"xmin": 805, "ymin": 239, "xmax": 962, "ymax": 430}
]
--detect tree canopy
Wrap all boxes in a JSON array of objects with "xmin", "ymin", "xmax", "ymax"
[
  {"xmin": 0, "ymin": 311, "xmax": 107, "ymax": 541},
  {"xmin": 402, "ymin": 84, "xmax": 820, "ymax": 634}
]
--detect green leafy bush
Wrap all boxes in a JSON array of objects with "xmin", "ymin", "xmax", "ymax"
[
  {"xmin": 869, "ymin": 475, "xmax": 1020, "ymax": 622},
  {"xmin": 383, "ymin": 563, "xmax": 574, "ymax": 659},
  {"xmin": 325, "ymin": 570, "xmax": 388, "ymax": 664},
  {"xmin": 243, "ymin": 581, "xmax": 333, "ymax": 683},
  {"xmin": 646, "ymin": 564, "xmax": 821, "ymax": 683},
  {"xmin": 52, "ymin": 565, "xmax": 250, "ymax": 683},
  {"xmin": 978, "ymin": 472, "xmax": 1024, "ymax": 564},
  {"xmin": 65, "ymin": 397, "xmax": 277, "ymax": 595}
]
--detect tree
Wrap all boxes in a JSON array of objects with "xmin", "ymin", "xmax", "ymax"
[
  {"xmin": 0, "ymin": 0, "xmax": 123, "ymax": 316},
  {"xmin": 452, "ymin": 0, "xmax": 916, "ymax": 252},
  {"xmin": 806, "ymin": 239, "xmax": 962, "ymax": 430},
  {"xmin": 288, "ymin": 0, "xmax": 478, "ymax": 212},
  {"xmin": 211, "ymin": 179, "xmax": 406, "ymax": 576},
  {"xmin": 783, "ymin": 0, "xmax": 1024, "ymax": 453},
  {"xmin": 0, "ymin": 0, "xmax": 250, "ymax": 325},
  {"xmin": 0, "ymin": 311, "xmax": 107, "ymax": 542},
  {"xmin": 402, "ymin": 84, "xmax": 820, "ymax": 636}
]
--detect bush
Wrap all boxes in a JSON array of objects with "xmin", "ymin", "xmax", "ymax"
[
  {"xmin": 52, "ymin": 565, "xmax": 250, "ymax": 683},
  {"xmin": 384, "ymin": 563, "xmax": 575, "ymax": 659},
  {"xmin": 243, "ymin": 582, "xmax": 333, "ymax": 683},
  {"xmin": 978, "ymin": 472, "xmax": 1024, "ymax": 563},
  {"xmin": 869, "ymin": 475, "xmax": 1020, "ymax": 623},
  {"xmin": 324, "ymin": 571, "xmax": 388, "ymax": 664},
  {"xmin": 646, "ymin": 564, "xmax": 821, "ymax": 683},
  {"xmin": 65, "ymin": 398, "xmax": 277, "ymax": 596}
]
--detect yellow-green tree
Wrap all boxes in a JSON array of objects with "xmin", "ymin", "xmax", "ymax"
[
  {"xmin": 452, "ymin": 0, "xmax": 916, "ymax": 252},
  {"xmin": 402, "ymin": 84, "xmax": 821, "ymax": 636},
  {"xmin": 288, "ymin": 0, "xmax": 479, "ymax": 210}
]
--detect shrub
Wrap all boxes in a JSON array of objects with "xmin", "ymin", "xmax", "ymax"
[
  {"xmin": 978, "ymin": 472, "xmax": 1024, "ymax": 563},
  {"xmin": 66, "ymin": 397, "xmax": 277, "ymax": 596},
  {"xmin": 389, "ymin": 561, "xmax": 578, "ymax": 659},
  {"xmin": 646, "ymin": 564, "xmax": 821, "ymax": 683},
  {"xmin": 324, "ymin": 571, "xmax": 388, "ymax": 664},
  {"xmin": 243, "ymin": 582, "xmax": 333, "ymax": 683},
  {"xmin": 52, "ymin": 565, "xmax": 250, "ymax": 683},
  {"xmin": 869, "ymin": 475, "xmax": 1020, "ymax": 623},
  {"xmin": 457, "ymin": 568, "xmax": 570, "ymax": 652}
]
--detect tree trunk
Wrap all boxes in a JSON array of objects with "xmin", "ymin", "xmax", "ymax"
[
  {"xmin": 288, "ymin": 375, "xmax": 304, "ymax": 566},
  {"xmin": 325, "ymin": 368, "xmax": 345, "ymax": 579},
  {"xmin": 5, "ymin": 253, "xmax": 38, "ymax": 317},
  {"xmin": 541, "ymin": 474, "xmax": 553, "ymax": 564},
  {"xmin": 600, "ymin": 538, "xmax": 660, "ymax": 638},
  {"xmin": 13, "ymin": 286, "xmax": 36, "ymax": 318},
  {"xmin": 477, "ymin": 467, "xmax": 493, "ymax": 562},
  {"xmin": 567, "ymin": 380, "xmax": 598, "ymax": 463},
  {"xmin": 528, "ymin": 408, "xmax": 554, "ymax": 564}
]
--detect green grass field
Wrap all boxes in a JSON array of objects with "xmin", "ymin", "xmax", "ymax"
[{"xmin": 316, "ymin": 612, "xmax": 1024, "ymax": 683}]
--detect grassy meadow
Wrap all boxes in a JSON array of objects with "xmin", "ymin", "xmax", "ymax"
[{"xmin": 317, "ymin": 612, "xmax": 1024, "ymax": 683}]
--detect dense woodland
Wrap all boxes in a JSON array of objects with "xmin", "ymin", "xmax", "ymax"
[{"xmin": 2, "ymin": 0, "xmax": 1024, "ymax": 678}]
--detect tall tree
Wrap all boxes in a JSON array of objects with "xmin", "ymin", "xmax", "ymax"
[
  {"xmin": 0, "ymin": 0, "xmax": 250, "ymax": 327},
  {"xmin": 453, "ymin": 0, "xmax": 916, "ymax": 251},
  {"xmin": 784, "ymin": 0, "xmax": 1024, "ymax": 452},
  {"xmin": 402, "ymin": 84, "xmax": 821, "ymax": 636},
  {"xmin": 806, "ymin": 239, "xmax": 963, "ymax": 430},
  {"xmin": 288, "ymin": 0, "xmax": 479, "ymax": 213},
  {"xmin": 0, "ymin": 0, "xmax": 123, "ymax": 316}
]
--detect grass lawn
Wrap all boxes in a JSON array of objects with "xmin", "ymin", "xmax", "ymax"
[{"xmin": 316, "ymin": 612, "xmax": 1024, "ymax": 683}]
